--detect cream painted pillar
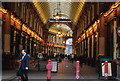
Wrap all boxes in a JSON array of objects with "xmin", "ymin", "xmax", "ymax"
[
  {"xmin": 113, "ymin": 19, "xmax": 117, "ymax": 59},
  {"xmin": 3, "ymin": 12, "xmax": 11, "ymax": 54},
  {"xmin": 80, "ymin": 42, "xmax": 82, "ymax": 55},
  {"xmin": 82, "ymin": 41, "xmax": 85, "ymax": 56},
  {"xmin": 83, "ymin": 41, "xmax": 85, "ymax": 56},
  {"xmin": 92, "ymin": 35, "xmax": 94, "ymax": 59},
  {"xmin": 82, "ymin": 41, "xmax": 83, "ymax": 56},
  {"xmin": 99, "ymin": 37, "xmax": 105, "ymax": 56},
  {"xmin": 96, "ymin": 32, "xmax": 99, "ymax": 60},
  {"xmin": 13, "ymin": 31, "xmax": 16, "ymax": 54},
  {"xmin": 88, "ymin": 37, "xmax": 90, "ymax": 58},
  {"xmin": 45, "ymin": 46, "xmax": 47, "ymax": 54},
  {"xmin": 29, "ymin": 38, "xmax": 32, "ymax": 55},
  {"xmin": 48, "ymin": 46, "xmax": 49, "ymax": 54}
]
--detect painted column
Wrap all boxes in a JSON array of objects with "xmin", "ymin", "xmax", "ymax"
[
  {"xmin": 96, "ymin": 32, "xmax": 99, "ymax": 60},
  {"xmin": 113, "ymin": 17, "xmax": 117, "ymax": 59},
  {"xmin": 92, "ymin": 35, "xmax": 94, "ymax": 59},
  {"xmin": 99, "ymin": 15, "xmax": 106, "ymax": 56},
  {"xmin": 3, "ymin": 11, "xmax": 11, "ymax": 54},
  {"xmin": 88, "ymin": 37, "xmax": 90, "ymax": 58}
]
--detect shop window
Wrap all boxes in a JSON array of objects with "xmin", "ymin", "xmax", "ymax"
[
  {"xmin": 91, "ymin": 4, "xmax": 94, "ymax": 21},
  {"xmin": 90, "ymin": 6, "xmax": 92, "ymax": 22},
  {"xmin": 28, "ymin": 10, "xmax": 30, "ymax": 24},
  {"xmin": 26, "ymin": 8, "xmax": 28, "ymax": 23},
  {"xmin": 23, "ymin": 5, "xmax": 26, "ymax": 22},
  {"xmin": 38, "ymin": 25, "xmax": 40, "ymax": 34},
  {"xmin": 36, "ymin": 22, "xmax": 38, "ymax": 33},
  {"xmin": 41, "ymin": 28, "xmax": 43, "ymax": 36},
  {"xmin": 33, "ymin": 18, "xmax": 36, "ymax": 30},
  {"xmin": 30, "ymin": 14, "xmax": 32, "ymax": 27},
  {"xmin": 32, "ymin": 14, "xmax": 34, "ymax": 28},
  {"xmin": 94, "ymin": 3, "xmax": 98, "ymax": 18},
  {"xmin": 17, "ymin": 2, "xmax": 20, "ymax": 16},
  {"xmin": 85, "ymin": 15, "xmax": 87, "ymax": 28},
  {"xmin": 20, "ymin": 3, "xmax": 24, "ymax": 19},
  {"xmin": 88, "ymin": 10, "xmax": 90, "ymax": 25}
]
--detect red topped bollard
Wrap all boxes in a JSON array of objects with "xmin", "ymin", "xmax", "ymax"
[
  {"xmin": 76, "ymin": 61, "xmax": 80, "ymax": 80},
  {"xmin": 46, "ymin": 60, "xmax": 52, "ymax": 81},
  {"xmin": 104, "ymin": 61, "xmax": 108, "ymax": 81}
]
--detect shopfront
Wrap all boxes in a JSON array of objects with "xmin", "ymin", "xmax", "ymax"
[
  {"xmin": 116, "ymin": 15, "xmax": 120, "ymax": 80},
  {"xmin": 76, "ymin": 19, "xmax": 99, "ymax": 67},
  {"xmin": 103, "ymin": 2, "xmax": 120, "ymax": 79},
  {"xmin": 1, "ymin": 8, "xmax": 44, "ymax": 69}
]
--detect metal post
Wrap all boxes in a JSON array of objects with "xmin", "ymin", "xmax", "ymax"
[
  {"xmin": 76, "ymin": 61, "xmax": 80, "ymax": 80},
  {"xmin": 104, "ymin": 61, "xmax": 108, "ymax": 81},
  {"xmin": 46, "ymin": 60, "xmax": 52, "ymax": 81}
]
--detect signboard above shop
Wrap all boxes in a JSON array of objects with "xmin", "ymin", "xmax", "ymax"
[{"xmin": 117, "ymin": 27, "xmax": 120, "ymax": 36}]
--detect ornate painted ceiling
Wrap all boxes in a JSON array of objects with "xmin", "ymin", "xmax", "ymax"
[{"xmin": 33, "ymin": 1, "xmax": 85, "ymax": 34}]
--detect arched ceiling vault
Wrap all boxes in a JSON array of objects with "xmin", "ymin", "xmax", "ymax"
[
  {"xmin": 49, "ymin": 23, "xmax": 72, "ymax": 34},
  {"xmin": 32, "ymin": 1, "xmax": 85, "ymax": 34},
  {"xmin": 33, "ymin": 2, "xmax": 85, "ymax": 25}
]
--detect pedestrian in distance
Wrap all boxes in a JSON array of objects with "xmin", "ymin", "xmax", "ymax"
[
  {"xmin": 37, "ymin": 52, "xmax": 43, "ymax": 71},
  {"xmin": 71, "ymin": 54, "xmax": 74, "ymax": 63}
]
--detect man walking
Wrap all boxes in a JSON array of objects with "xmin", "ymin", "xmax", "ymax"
[{"xmin": 20, "ymin": 49, "xmax": 29, "ymax": 81}]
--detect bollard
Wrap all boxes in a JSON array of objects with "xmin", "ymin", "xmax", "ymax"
[
  {"xmin": 76, "ymin": 61, "xmax": 80, "ymax": 80},
  {"xmin": 104, "ymin": 61, "xmax": 108, "ymax": 81},
  {"xmin": 46, "ymin": 60, "xmax": 52, "ymax": 81}
]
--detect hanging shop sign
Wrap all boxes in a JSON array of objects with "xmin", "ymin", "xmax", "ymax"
[{"xmin": 117, "ymin": 27, "xmax": 120, "ymax": 36}]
